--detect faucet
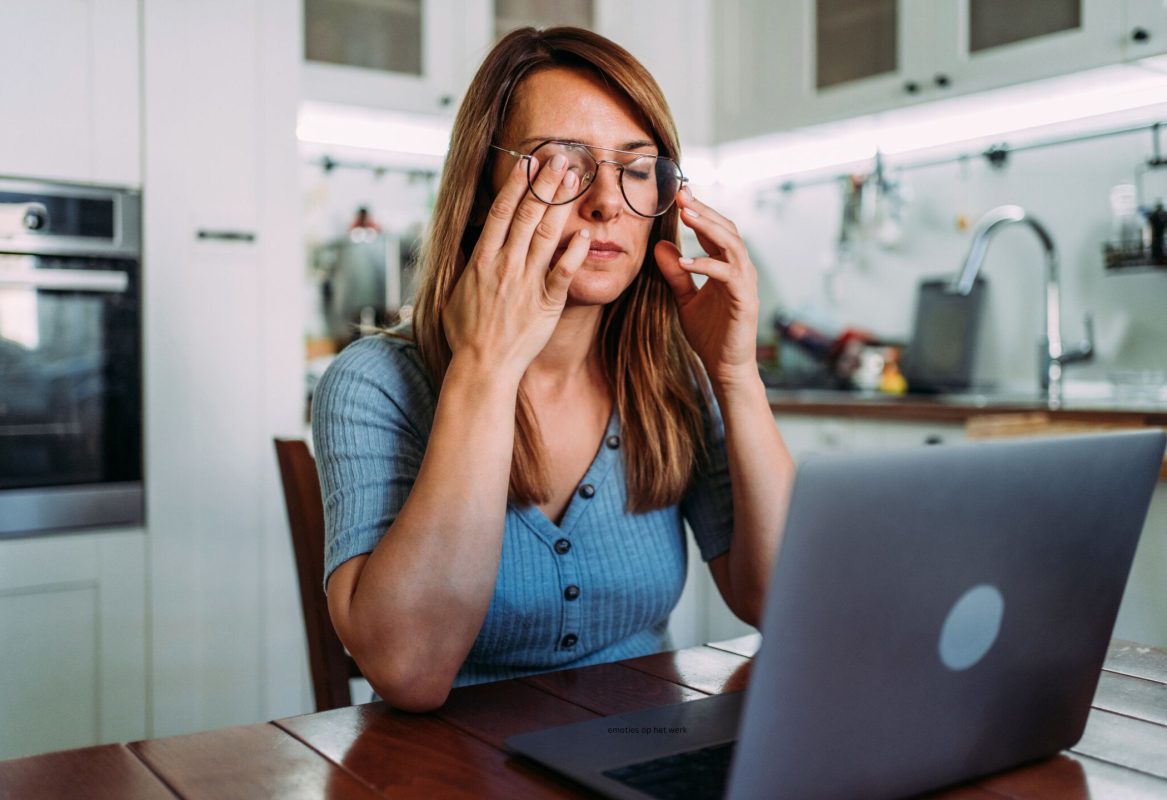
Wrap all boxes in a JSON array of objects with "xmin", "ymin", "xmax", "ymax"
[{"xmin": 951, "ymin": 205, "xmax": 1093, "ymax": 406}]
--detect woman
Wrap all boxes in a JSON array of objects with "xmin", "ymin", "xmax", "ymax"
[{"xmin": 312, "ymin": 26, "xmax": 794, "ymax": 712}]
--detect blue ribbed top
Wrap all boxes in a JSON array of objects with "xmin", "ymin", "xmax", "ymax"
[{"xmin": 311, "ymin": 331, "xmax": 733, "ymax": 687}]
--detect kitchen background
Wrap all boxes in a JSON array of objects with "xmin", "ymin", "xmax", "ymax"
[{"xmin": 1, "ymin": 0, "xmax": 1165, "ymax": 763}]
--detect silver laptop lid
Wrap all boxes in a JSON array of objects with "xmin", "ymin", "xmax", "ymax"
[{"xmin": 728, "ymin": 430, "xmax": 1165, "ymax": 800}]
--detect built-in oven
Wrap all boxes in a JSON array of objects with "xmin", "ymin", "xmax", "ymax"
[{"xmin": 0, "ymin": 178, "xmax": 142, "ymax": 536}]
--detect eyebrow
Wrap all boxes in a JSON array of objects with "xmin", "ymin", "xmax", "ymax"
[{"xmin": 517, "ymin": 136, "xmax": 657, "ymax": 151}]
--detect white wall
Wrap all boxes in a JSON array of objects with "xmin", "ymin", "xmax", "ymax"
[{"xmin": 711, "ymin": 103, "xmax": 1167, "ymax": 392}]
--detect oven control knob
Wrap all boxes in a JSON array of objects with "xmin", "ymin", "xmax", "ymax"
[{"xmin": 23, "ymin": 206, "xmax": 47, "ymax": 231}]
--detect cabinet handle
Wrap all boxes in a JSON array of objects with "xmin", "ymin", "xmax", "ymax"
[
  {"xmin": 904, "ymin": 80, "xmax": 920, "ymax": 94},
  {"xmin": 1132, "ymin": 27, "xmax": 1150, "ymax": 43},
  {"xmin": 197, "ymin": 230, "xmax": 256, "ymax": 243},
  {"xmin": 934, "ymin": 73, "xmax": 950, "ymax": 89}
]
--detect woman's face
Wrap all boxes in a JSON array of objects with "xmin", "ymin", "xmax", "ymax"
[{"xmin": 492, "ymin": 67, "xmax": 658, "ymax": 307}]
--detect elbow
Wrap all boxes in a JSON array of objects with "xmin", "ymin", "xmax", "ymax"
[
  {"xmin": 733, "ymin": 590, "xmax": 766, "ymax": 629},
  {"xmin": 359, "ymin": 656, "xmax": 456, "ymax": 713}
]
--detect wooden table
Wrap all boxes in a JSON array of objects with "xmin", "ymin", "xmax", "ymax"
[{"xmin": 2, "ymin": 636, "xmax": 1165, "ymax": 799}]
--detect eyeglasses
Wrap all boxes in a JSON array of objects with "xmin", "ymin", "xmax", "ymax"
[{"xmin": 491, "ymin": 140, "xmax": 687, "ymax": 218}]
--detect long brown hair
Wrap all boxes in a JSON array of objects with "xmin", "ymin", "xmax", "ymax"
[{"xmin": 411, "ymin": 26, "xmax": 710, "ymax": 512}]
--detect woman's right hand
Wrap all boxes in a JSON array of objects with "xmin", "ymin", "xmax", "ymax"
[{"xmin": 442, "ymin": 153, "xmax": 591, "ymax": 381}]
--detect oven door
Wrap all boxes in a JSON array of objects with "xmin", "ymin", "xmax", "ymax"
[{"xmin": 0, "ymin": 253, "xmax": 142, "ymax": 536}]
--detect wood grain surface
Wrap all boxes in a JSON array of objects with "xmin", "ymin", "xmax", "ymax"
[
  {"xmin": 0, "ymin": 744, "xmax": 174, "ymax": 800},
  {"xmin": 2, "ymin": 639, "xmax": 1164, "ymax": 799}
]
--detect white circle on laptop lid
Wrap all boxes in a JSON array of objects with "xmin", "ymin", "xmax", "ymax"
[{"xmin": 938, "ymin": 584, "xmax": 1005, "ymax": 671}]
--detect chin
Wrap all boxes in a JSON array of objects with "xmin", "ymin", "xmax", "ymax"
[{"xmin": 564, "ymin": 262, "xmax": 639, "ymax": 307}]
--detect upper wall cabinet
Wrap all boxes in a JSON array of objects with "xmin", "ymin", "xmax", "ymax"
[
  {"xmin": 0, "ymin": 0, "xmax": 140, "ymax": 186},
  {"xmin": 299, "ymin": 0, "xmax": 717, "ymax": 148},
  {"xmin": 716, "ymin": 0, "xmax": 1166, "ymax": 142},
  {"xmin": 302, "ymin": 0, "xmax": 492, "ymax": 116},
  {"xmin": 595, "ymin": 0, "xmax": 713, "ymax": 146},
  {"xmin": 1126, "ymin": 0, "xmax": 1167, "ymax": 59}
]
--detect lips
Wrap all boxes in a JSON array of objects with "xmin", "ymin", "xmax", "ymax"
[{"xmin": 588, "ymin": 240, "xmax": 623, "ymax": 253}]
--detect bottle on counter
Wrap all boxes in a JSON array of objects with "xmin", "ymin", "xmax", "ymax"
[
  {"xmin": 1147, "ymin": 199, "xmax": 1167, "ymax": 265},
  {"xmin": 773, "ymin": 313, "xmax": 837, "ymax": 361},
  {"xmin": 1110, "ymin": 184, "xmax": 1143, "ymax": 255},
  {"xmin": 773, "ymin": 311, "xmax": 881, "ymax": 387}
]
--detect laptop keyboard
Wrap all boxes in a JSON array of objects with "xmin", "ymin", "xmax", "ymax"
[{"xmin": 602, "ymin": 740, "xmax": 736, "ymax": 800}]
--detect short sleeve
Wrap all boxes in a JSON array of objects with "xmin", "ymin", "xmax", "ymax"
[
  {"xmin": 680, "ymin": 389, "xmax": 734, "ymax": 563},
  {"xmin": 311, "ymin": 335, "xmax": 436, "ymax": 591}
]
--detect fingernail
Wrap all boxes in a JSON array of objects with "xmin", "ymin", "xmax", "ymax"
[
  {"xmin": 679, "ymin": 256, "xmax": 694, "ymax": 265},
  {"xmin": 579, "ymin": 228, "xmax": 590, "ymax": 239},
  {"xmin": 684, "ymin": 208, "xmax": 700, "ymax": 219},
  {"xmin": 682, "ymin": 187, "xmax": 693, "ymax": 201},
  {"xmin": 564, "ymin": 170, "xmax": 578, "ymax": 190},
  {"xmin": 550, "ymin": 153, "xmax": 567, "ymax": 170}
]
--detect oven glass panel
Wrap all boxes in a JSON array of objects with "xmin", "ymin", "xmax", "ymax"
[{"xmin": 0, "ymin": 255, "xmax": 141, "ymax": 490}]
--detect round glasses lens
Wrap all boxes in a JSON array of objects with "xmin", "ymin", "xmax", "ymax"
[
  {"xmin": 622, "ymin": 155, "xmax": 682, "ymax": 217},
  {"xmin": 525, "ymin": 142, "xmax": 682, "ymax": 216},
  {"xmin": 528, "ymin": 142, "xmax": 593, "ymax": 203}
]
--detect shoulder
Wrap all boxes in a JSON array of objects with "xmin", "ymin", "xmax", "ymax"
[{"xmin": 313, "ymin": 327, "xmax": 437, "ymax": 431}]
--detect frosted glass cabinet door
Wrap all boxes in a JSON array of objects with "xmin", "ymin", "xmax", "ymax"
[
  {"xmin": 302, "ymin": 0, "xmax": 481, "ymax": 115},
  {"xmin": 494, "ymin": 0, "xmax": 594, "ymax": 39},
  {"xmin": 716, "ymin": 0, "xmax": 944, "ymax": 138},
  {"xmin": 306, "ymin": 0, "xmax": 423, "ymax": 75},
  {"xmin": 930, "ymin": 0, "xmax": 1126, "ymax": 97},
  {"xmin": 814, "ymin": 0, "xmax": 900, "ymax": 92}
]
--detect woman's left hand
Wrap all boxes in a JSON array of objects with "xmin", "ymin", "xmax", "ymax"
[{"xmin": 654, "ymin": 189, "xmax": 760, "ymax": 390}]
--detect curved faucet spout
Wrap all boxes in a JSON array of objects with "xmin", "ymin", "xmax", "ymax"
[
  {"xmin": 952, "ymin": 205, "xmax": 1055, "ymax": 295},
  {"xmin": 949, "ymin": 205, "xmax": 1092, "ymax": 404}
]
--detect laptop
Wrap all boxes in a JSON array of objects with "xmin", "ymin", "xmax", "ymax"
[{"xmin": 505, "ymin": 430, "xmax": 1166, "ymax": 800}]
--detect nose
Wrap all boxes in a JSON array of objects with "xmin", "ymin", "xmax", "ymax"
[{"xmin": 578, "ymin": 160, "xmax": 624, "ymax": 221}]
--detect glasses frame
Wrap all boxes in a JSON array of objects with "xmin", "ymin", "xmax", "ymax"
[{"xmin": 490, "ymin": 140, "xmax": 688, "ymax": 218}]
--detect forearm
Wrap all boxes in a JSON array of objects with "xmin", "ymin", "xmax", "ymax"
[
  {"xmin": 342, "ymin": 355, "xmax": 521, "ymax": 703},
  {"xmin": 713, "ymin": 372, "xmax": 796, "ymax": 624}
]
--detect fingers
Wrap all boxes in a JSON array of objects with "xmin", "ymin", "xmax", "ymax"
[
  {"xmin": 479, "ymin": 156, "xmax": 539, "ymax": 256},
  {"xmin": 526, "ymin": 167, "xmax": 580, "ymax": 271},
  {"xmin": 680, "ymin": 205, "xmax": 743, "ymax": 261},
  {"xmin": 675, "ymin": 253, "xmax": 734, "ymax": 284},
  {"xmin": 545, "ymin": 228, "xmax": 590, "ymax": 303},
  {"xmin": 676, "ymin": 188, "xmax": 749, "ymax": 264},
  {"xmin": 654, "ymin": 240, "xmax": 698, "ymax": 303},
  {"xmin": 677, "ymin": 187, "xmax": 739, "ymax": 236},
  {"xmin": 506, "ymin": 152, "xmax": 573, "ymax": 257}
]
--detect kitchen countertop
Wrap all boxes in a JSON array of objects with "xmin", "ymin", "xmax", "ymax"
[{"xmin": 767, "ymin": 385, "xmax": 1167, "ymax": 425}]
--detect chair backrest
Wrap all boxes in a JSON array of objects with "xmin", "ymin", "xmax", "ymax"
[{"xmin": 273, "ymin": 438, "xmax": 361, "ymax": 711}]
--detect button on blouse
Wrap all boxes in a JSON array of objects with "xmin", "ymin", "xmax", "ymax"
[{"xmin": 313, "ymin": 330, "xmax": 734, "ymax": 690}]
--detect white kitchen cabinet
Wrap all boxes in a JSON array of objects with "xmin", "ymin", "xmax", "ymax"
[
  {"xmin": 596, "ymin": 0, "xmax": 715, "ymax": 146},
  {"xmin": 300, "ymin": 0, "xmax": 714, "ymax": 146},
  {"xmin": 716, "ymin": 0, "xmax": 1142, "ymax": 141},
  {"xmin": 0, "ymin": 529, "xmax": 147, "ymax": 760},
  {"xmin": 0, "ymin": 0, "xmax": 140, "ymax": 185},
  {"xmin": 1114, "ymin": 483, "xmax": 1167, "ymax": 650},
  {"xmin": 1124, "ymin": 0, "xmax": 1167, "ymax": 59},
  {"xmin": 143, "ymin": 0, "xmax": 307, "ymax": 736},
  {"xmin": 851, "ymin": 418, "xmax": 966, "ymax": 450},
  {"xmin": 302, "ymin": 0, "xmax": 492, "ymax": 117},
  {"xmin": 774, "ymin": 413, "xmax": 854, "ymax": 463}
]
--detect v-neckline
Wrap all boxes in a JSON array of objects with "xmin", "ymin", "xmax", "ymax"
[{"xmin": 511, "ymin": 408, "xmax": 621, "ymax": 538}]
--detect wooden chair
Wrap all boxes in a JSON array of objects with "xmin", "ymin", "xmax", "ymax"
[{"xmin": 273, "ymin": 438, "xmax": 363, "ymax": 711}]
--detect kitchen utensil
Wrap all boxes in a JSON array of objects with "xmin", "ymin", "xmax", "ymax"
[{"xmin": 901, "ymin": 276, "xmax": 987, "ymax": 393}]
